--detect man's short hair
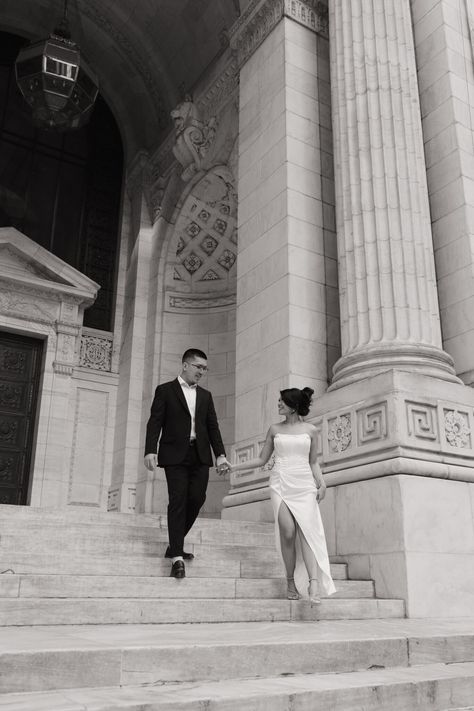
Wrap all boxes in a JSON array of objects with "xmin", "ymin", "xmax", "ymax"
[{"xmin": 182, "ymin": 348, "xmax": 207, "ymax": 363}]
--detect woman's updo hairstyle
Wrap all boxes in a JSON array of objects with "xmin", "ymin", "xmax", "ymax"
[{"xmin": 280, "ymin": 387, "xmax": 314, "ymax": 417}]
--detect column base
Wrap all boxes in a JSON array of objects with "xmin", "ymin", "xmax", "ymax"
[
  {"xmin": 330, "ymin": 344, "xmax": 460, "ymax": 390},
  {"xmin": 331, "ymin": 475, "xmax": 474, "ymax": 618}
]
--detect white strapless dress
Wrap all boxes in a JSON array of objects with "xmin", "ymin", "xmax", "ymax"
[{"xmin": 269, "ymin": 432, "xmax": 336, "ymax": 597}]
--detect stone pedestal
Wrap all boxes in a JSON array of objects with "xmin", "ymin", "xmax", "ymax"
[{"xmin": 325, "ymin": 475, "xmax": 474, "ymax": 618}]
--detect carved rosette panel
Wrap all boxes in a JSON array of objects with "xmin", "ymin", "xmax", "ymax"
[
  {"xmin": 79, "ymin": 334, "xmax": 113, "ymax": 372},
  {"xmin": 406, "ymin": 402, "xmax": 439, "ymax": 442},
  {"xmin": 357, "ymin": 403, "xmax": 388, "ymax": 445},
  {"xmin": 444, "ymin": 410, "xmax": 471, "ymax": 449},
  {"xmin": 327, "ymin": 414, "xmax": 352, "ymax": 453}
]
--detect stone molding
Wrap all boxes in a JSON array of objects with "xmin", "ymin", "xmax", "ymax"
[
  {"xmin": 230, "ymin": 0, "xmax": 328, "ymax": 66},
  {"xmin": 168, "ymin": 293, "xmax": 236, "ymax": 310},
  {"xmin": 331, "ymin": 344, "xmax": 459, "ymax": 390}
]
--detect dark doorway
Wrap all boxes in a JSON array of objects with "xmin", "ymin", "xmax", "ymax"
[
  {"xmin": 0, "ymin": 331, "xmax": 43, "ymax": 505},
  {"xmin": 0, "ymin": 31, "xmax": 123, "ymax": 331}
]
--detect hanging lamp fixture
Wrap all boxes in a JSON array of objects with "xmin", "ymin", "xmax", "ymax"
[{"xmin": 15, "ymin": 0, "xmax": 99, "ymax": 131}]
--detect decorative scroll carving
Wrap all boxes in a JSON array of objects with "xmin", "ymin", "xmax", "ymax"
[
  {"xmin": 327, "ymin": 414, "xmax": 351, "ymax": 453},
  {"xmin": 444, "ymin": 410, "xmax": 471, "ymax": 449},
  {"xmin": 79, "ymin": 333, "xmax": 113, "ymax": 372},
  {"xmin": 357, "ymin": 403, "xmax": 388, "ymax": 445},
  {"xmin": 171, "ymin": 97, "xmax": 218, "ymax": 182},
  {"xmin": 230, "ymin": 0, "xmax": 328, "ymax": 67},
  {"xmin": 406, "ymin": 402, "xmax": 438, "ymax": 441}
]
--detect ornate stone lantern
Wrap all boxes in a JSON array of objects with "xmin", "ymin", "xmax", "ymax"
[{"xmin": 15, "ymin": 1, "xmax": 98, "ymax": 131}]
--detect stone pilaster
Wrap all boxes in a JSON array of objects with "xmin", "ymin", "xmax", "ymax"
[
  {"xmin": 329, "ymin": 0, "xmax": 457, "ymax": 389},
  {"xmin": 411, "ymin": 0, "xmax": 474, "ymax": 386},
  {"xmin": 223, "ymin": 0, "xmax": 334, "ymax": 518}
]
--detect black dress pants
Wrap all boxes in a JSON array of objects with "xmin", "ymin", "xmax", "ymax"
[{"xmin": 164, "ymin": 442, "xmax": 209, "ymax": 557}]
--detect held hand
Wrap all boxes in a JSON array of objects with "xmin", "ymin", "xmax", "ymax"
[
  {"xmin": 144, "ymin": 453, "xmax": 158, "ymax": 471},
  {"xmin": 316, "ymin": 482, "xmax": 326, "ymax": 503},
  {"xmin": 216, "ymin": 455, "xmax": 231, "ymax": 476}
]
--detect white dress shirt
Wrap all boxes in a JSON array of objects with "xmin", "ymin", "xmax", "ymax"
[{"xmin": 178, "ymin": 375, "xmax": 197, "ymax": 439}]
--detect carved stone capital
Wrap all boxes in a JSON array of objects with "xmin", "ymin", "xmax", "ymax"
[{"xmin": 230, "ymin": 0, "xmax": 328, "ymax": 66}]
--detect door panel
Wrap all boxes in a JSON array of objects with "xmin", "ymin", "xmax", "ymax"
[{"xmin": 0, "ymin": 333, "xmax": 43, "ymax": 505}]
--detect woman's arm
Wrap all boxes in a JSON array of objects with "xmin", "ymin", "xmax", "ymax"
[
  {"xmin": 309, "ymin": 428, "xmax": 326, "ymax": 502},
  {"xmin": 232, "ymin": 426, "xmax": 275, "ymax": 472}
]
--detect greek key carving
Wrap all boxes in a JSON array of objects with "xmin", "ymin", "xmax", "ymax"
[
  {"xmin": 327, "ymin": 414, "xmax": 352, "ymax": 453},
  {"xmin": 357, "ymin": 402, "xmax": 388, "ymax": 445},
  {"xmin": 406, "ymin": 402, "xmax": 438, "ymax": 441},
  {"xmin": 444, "ymin": 409, "xmax": 471, "ymax": 449}
]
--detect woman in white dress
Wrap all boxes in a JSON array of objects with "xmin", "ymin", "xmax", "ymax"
[{"xmin": 231, "ymin": 387, "xmax": 336, "ymax": 603}]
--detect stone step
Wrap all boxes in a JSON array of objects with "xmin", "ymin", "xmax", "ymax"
[
  {"xmin": 0, "ymin": 618, "xmax": 472, "ymax": 694},
  {"xmin": 0, "ymin": 505, "xmax": 274, "ymax": 536},
  {"xmin": 0, "ymin": 574, "xmax": 374, "ymax": 599},
  {"xmin": 0, "ymin": 522, "xmax": 277, "ymax": 549},
  {"xmin": 0, "ymin": 538, "xmax": 299, "ymax": 563},
  {"xmin": 0, "ymin": 596, "xmax": 404, "ymax": 626},
  {"xmin": 0, "ymin": 555, "xmax": 349, "ymax": 579},
  {"xmin": 1, "ymin": 662, "xmax": 474, "ymax": 711}
]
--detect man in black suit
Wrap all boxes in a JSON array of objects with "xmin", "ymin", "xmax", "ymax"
[{"xmin": 144, "ymin": 348, "xmax": 230, "ymax": 578}]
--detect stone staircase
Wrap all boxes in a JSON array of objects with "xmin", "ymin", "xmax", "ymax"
[{"xmin": 0, "ymin": 504, "xmax": 473, "ymax": 710}]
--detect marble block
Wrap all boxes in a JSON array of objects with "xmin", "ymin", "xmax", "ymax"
[{"xmin": 332, "ymin": 475, "xmax": 474, "ymax": 618}]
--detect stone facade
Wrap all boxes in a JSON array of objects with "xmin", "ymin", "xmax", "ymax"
[{"xmin": 2, "ymin": 0, "xmax": 474, "ymax": 617}]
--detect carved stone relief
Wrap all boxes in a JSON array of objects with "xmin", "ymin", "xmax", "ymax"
[
  {"xmin": 79, "ymin": 333, "xmax": 113, "ymax": 372},
  {"xmin": 230, "ymin": 0, "xmax": 328, "ymax": 66},
  {"xmin": 327, "ymin": 414, "xmax": 352, "ymax": 453}
]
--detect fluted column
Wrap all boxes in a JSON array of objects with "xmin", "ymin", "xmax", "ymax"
[{"xmin": 329, "ymin": 0, "xmax": 457, "ymax": 388}]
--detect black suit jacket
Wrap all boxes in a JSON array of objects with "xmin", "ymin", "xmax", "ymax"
[{"xmin": 144, "ymin": 378, "xmax": 226, "ymax": 467}]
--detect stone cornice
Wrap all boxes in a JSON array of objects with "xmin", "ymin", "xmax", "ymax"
[{"xmin": 230, "ymin": 0, "xmax": 328, "ymax": 67}]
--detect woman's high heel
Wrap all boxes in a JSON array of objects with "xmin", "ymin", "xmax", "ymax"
[
  {"xmin": 286, "ymin": 576, "xmax": 300, "ymax": 600},
  {"xmin": 308, "ymin": 577, "xmax": 321, "ymax": 606}
]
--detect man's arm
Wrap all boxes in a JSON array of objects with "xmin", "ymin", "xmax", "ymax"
[
  {"xmin": 144, "ymin": 385, "xmax": 166, "ymax": 470},
  {"xmin": 206, "ymin": 393, "xmax": 230, "ymax": 473}
]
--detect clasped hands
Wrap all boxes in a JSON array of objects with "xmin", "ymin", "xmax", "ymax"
[{"xmin": 216, "ymin": 455, "xmax": 232, "ymax": 476}]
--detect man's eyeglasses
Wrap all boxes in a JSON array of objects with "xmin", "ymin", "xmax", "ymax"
[{"xmin": 190, "ymin": 363, "xmax": 208, "ymax": 372}]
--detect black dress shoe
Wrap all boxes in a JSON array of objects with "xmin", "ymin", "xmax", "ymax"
[
  {"xmin": 165, "ymin": 546, "xmax": 194, "ymax": 560},
  {"xmin": 170, "ymin": 560, "xmax": 185, "ymax": 578}
]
